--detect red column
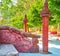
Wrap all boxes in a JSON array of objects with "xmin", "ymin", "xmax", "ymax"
[
  {"xmin": 40, "ymin": 1, "xmax": 50, "ymax": 53},
  {"xmin": 23, "ymin": 14, "xmax": 28, "ymax": 32},
  {"xmin": 42, "ymin": 17, "xmax": 49, "ymax": 52}
]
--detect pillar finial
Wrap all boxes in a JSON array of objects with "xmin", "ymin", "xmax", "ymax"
[
  {"xmin": 23, "ymin": 14, "xmax": 28, "ymax": 23},
  {"xmin": 40, "ymin": 0, "xmax": 50, "ymax": 17},
  {"xmin": 25, "ymin": 14, "xmax": 27, "ymax": 19},
  {"xmin": 44, "ymin": 0, "xmax": 47, "ymax": 2}
]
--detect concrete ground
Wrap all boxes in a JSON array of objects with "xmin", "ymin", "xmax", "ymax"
[{"xmin": 19, "ymin": 36, "xmax": 60, "ymax": 56}]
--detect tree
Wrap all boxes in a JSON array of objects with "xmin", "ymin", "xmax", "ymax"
[{"xmin": 1, "ymin": 0, "xmax": 60, "ymax": 29}]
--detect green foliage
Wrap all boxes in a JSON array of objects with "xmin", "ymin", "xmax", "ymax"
[
  {"xmin": 48, "ymin": 0, "xmax": 60, "ymax": 26},
  {"xmin": 0, "ymin": 0, "xmax": 60, "ymax": 29}
]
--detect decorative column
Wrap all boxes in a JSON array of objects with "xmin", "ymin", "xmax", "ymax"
[
  {"xmin": 23, "ymin": 14, "xmax": 28, "ymax": 32},
  {"xmin": 40, "ymin": 0, "xmax": 50, "ymax": 53}
]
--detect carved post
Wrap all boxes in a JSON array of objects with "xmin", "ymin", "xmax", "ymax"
[
  {"xmin": 30, "ymin": 35, "xmax": 39, "ymax": 53},
  {"xmin": 57, "ymin": 23, "xmax": 60, "ymax": 40},
  {"xmin": 23, "ymin": 14, "xmax": 28, "ymax": 32},
  {"xmin": 40, "ymin": 0, "xmax": 50, "ymax": 53},
  {"xmin": 32, "ymin": 37, "xmax": 39, "ymax": 53}
]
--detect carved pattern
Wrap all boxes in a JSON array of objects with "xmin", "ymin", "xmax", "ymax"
[{"xmin": 0, "ymin": 26, "xmax": 40, "ymax": 52}]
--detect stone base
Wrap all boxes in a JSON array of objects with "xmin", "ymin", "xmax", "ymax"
[
  {"xmin": 29, "ymin": 45, "xmax": 39, "ymax": 53},
  {"xmin": 0, "ymin": 44, "xmax": 19, "ymax": 56}
]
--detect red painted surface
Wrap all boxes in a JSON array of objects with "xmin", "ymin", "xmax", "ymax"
[
  {"xmin": 42, "ymin": 17, "xmax": 48, "ymax": 52},
  {"xmin": 23, "ymin": 14, "xmax": 28, "ymax": 32},
  {"xmin": 0, "ymin": 26, "xmax": 40, "ymax": 53},
  {"xmin": 50, "ymin": 31, "xmax": 57, "ymax": 34},
  {"xmin": 40, "ymin": 1, "xmax": 50, "ymax": 53}
]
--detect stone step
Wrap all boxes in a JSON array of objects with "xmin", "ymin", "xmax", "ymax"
[{"xmin": 0, "ymin": 44, "xmax": 18, "ymax": 56}]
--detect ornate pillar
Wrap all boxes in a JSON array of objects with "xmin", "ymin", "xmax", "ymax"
[
  {"xmin": 23, "ymin": 14, "xmax": 28, "ymax": 32},
  {"xmin": 40, "ymin": 0, "xmax": 50, "ymax": 53}
]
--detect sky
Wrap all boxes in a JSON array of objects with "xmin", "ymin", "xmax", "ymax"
[
  {"xmin": 0, "ymin": 0, "xmax": 1, "ymax": 2},
  {"xmin": 0, "ymin": 0, "xmax": 17, "ymax": 3},
  {"xmin": 11, "ymin": 0, "xmax": 17, "ymax": 3},
  {"xmin": 11, "ymin": 0, "xmax": 18, "ymax": 5}
]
